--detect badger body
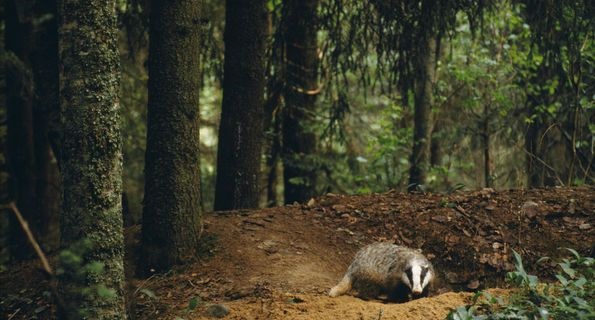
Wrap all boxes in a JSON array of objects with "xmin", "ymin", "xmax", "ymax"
[{"xmin": 329, "ymin": 242, "xmax": 434, "ymax": 302}]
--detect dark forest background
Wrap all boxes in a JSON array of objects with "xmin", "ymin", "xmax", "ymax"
[{"xmin": 0, "ymin": 0, "xmax": 593, "ymax": 318}]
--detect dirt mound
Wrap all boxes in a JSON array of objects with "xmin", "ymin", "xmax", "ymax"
[
  {"xmin": 194, "ymin": 291, "xmax": 479, "ymax": 320},
  {"xmin": 1, "ymin": 187, "xmax": 593, "ymax": 319}
]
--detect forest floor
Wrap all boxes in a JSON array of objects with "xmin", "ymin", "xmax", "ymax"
[{"xmin": 1, "ymin": 187, "xmax": 593, "ymax": 319}]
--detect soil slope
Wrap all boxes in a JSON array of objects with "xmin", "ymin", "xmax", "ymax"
[{"xmin": 1, "ymin": 187, "xmax": 593, "ymax": 319}]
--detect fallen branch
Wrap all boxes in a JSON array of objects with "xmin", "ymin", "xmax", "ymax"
[
  {"xmin": 6, "ymin": 202, "xmax": 69, "ymax": 319},
  {"xmin": 8, "ymin": 202, "xmax": 53, "ymax": 275}
]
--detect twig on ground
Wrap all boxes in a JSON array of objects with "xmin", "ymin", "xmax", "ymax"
[
  {"xmin": 8, "ymin": 202, "xmax": 53, "ymax": 275},
  {"xmin": 6, "ymin": 202, "xmax": 69, "ymax": 320}
]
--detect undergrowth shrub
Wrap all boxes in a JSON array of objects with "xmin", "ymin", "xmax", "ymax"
[{"xmin": 447, "ymin": 248, "xmax": 594, "ymax": 320}]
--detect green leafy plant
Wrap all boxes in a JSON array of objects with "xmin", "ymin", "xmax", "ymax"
[
  {"xmin": 57, "ymin": 239, "xmax": 117, "ymax": 318},
  {"xmin": 447, "ymin": 249, "xmax": 594, "ymax": 320}
]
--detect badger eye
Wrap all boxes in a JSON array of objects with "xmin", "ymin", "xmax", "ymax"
[{"xmin": 405, "ymin": 267, "xmax": 413, "ymax": 279}]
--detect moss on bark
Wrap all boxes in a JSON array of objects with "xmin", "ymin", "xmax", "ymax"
[{"xmin": 59, "ymin": 0, "xmax": 126, "ymax": 318}]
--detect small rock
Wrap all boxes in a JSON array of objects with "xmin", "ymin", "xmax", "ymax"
[
  {"xmin": 287, "ymin": 296, "xmax": 305, "ymax": 304},
  {"xmin": 257, "ymin": 240, "xmax": 279, "ymax": 254},
  {"xmin": 225, "ymin": 288, "xmax": 251, "ymax": 300},
  {"xmin": 467, "ymin": 280, "xmax": 480, "ymax": 290},
  {"xmin": 445, "ymin": 272, "xmax": 465, "ymax": 284},
  {"xmin": 431, "ymin": 215, "xmax": 448, "ymax": 223},
  {"xmin": 332, "ymin": 204, "xmax": 348, "ymax": 212},
  {"xmin": 205, "ymin": 304, "xmax": 230, "ymax": 318},
  {"xmin": 336, "ymin": 227, "xmax": 354, "ymax": 236},
  {"xmin": 522, "ymin": 201, "xmax": 539, "ymax": 218},
  {"xmin": 481, "ymin": 188, "xmax": 495, "ymax": 195},
  {"xmin": 579, "ymin": 223, "xmax": 591, "ymax": 230},
  {"xmin": 568, "ymin": 199, "xmax": 577, "ymax": 214},
  {"xmin": 522, "ymin": 201, "xmax": 539, "ymax": 209}
]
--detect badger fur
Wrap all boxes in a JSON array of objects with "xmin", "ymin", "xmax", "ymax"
[{"xmin": 329, "ymin": 242, "xmax": 434, "ymax": 302}]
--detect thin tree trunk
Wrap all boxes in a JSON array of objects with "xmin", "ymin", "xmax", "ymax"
[
  {"xmin": 263, "ymin": 84, "xmax": 283, "ymax": 207},
  {"xmin": 266, "ymin": 127, "xmax": 281, "ymax": 207},
  {"xmin": 430, "ymin": 120, "xmax": 442, "ymax": 167},
  {"xmin": 525, "ymin": 117, "xmax": 546, "ymax": 187},
  {"xmin": 282, "ymin": 0, "xmax": 319, "ymax": 204},
  {"xmin": 140, "ymin": 0, "xmax": 203, "ymax": 274},
  {"xmin": 482, "ymin": 105, "xmax": 492, "ymax": 188},
  {"xmin": 214, "ymin": 0, "xmax": 268, "ymax": 210},
  {"xmin": 408, "ymin": 37, "xmax": 436, "ymax": 191},
  {"xmin": 59, "ymin": 0, "xmax": 127, "ymax": 317}
]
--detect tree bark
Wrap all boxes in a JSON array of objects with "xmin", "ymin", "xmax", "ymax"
[
  {"xmin": 482, "ymin": 105, "xmax": 492, "ymax": 188},
  {"xmin": 524, "ymin": 64, "xmax": 559, "ymax": 187},
  {"xmin": 5, "ymin": 0, "xmax": 39, "ymax": 260},
  {"xmin": 282, "ymin": 0, "xmax": 319, "ymax": 204},
  {"xmin": 59, "ymin": 0, "xmax": 127, "ymax": 317},
  {"xmin": 214, "ymin": 0, "xmax": 268, "ymax": 210},
  {"xmin": 429, "ymin": 119, "xmax": 442, "ymax": 168},
  {"xmin": 408, "ymin": 37, "xmax": 437, "ymax": 191},
  {"xmin": 30, "ymin": 0, "xmax": 61, "ymax": 249},
  {"xmin": 140, "ymin": 0, "xmax": 203, "ymax": 274}
]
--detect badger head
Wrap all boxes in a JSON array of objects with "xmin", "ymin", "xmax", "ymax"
[{"xmin": 401, "ymin": 261, "xmax": 432, "ymax": 295}]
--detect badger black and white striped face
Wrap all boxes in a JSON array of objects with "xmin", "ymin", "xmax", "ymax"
[{"xmin": 402, "ymin": 263, "xmax": 432, "ymax": 295}]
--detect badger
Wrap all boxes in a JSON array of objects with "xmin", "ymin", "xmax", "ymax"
[{"xmin": 329, "ymin": 242, "xmax": 434, "ymax": 302}]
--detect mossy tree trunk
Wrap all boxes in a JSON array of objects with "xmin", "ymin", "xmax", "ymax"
[
  {"xmin": 282, "ymin": 0, "xmax": 320, "ymax": 204},
  {"xmin": 408, "ymin": 37, "xmax": 437, "ymax": 191},
  {"xmin": 59, "ymin": 0, "xmax": 127, "ymax": 318},
  {"xmin": 140, "ymin": 0, "xmax": 203, "ymax": 274},
  {"xmin": 214, "ymin": 0, "xmax": 268, "ymax": 210}
]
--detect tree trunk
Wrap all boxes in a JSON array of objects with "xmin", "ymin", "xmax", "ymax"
[
  {"xmin": 59, "ymin": 0, "xmax": 127, "ymax": 317},
  {"xmin": 282, "ymin": 0, "xmax": 319, "ymax": 204},
  {"xmin": 524, "ymin": 64, "xmax": 558, "ymax": 188},
  {"xmin": 214, "ymin": 0, "xmax": 268, "ymax": 210},
  {"xmin": 30, "ymin": 0, "xmax": 61, "ymax": 250},
  {"xmin": 525, "ymin": 117, "xmax": 551, "ymax": 187},
  {"xmin": 408, "ymin": 37, "xmax": 437, "ymax": 191},
  {"xmin": 265, "ymin": 119, "xmax": 281, "ymax": 207},
  {"xmin": 429, "ymin": 119, "xmax": 442, "ymax": 168},
  {"xmin": 482, "ymin": 104, "xmax": 492, "ymax": 188},
  {"xmin": 140, "ymin": 0, "xmax": 203, "ymax": 274},
  {"xmin": 5, "ymin": 0, "xmax": 61, "ymax": 261},
  {"xmin": 5, "ymin": 0, "xmax": 39, "ymax": 260}
]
